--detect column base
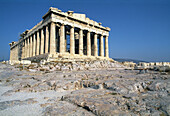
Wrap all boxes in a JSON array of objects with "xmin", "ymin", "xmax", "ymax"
[{"xmin": 22, "ymin": 52, "xmax": 112, "ymax": 62}]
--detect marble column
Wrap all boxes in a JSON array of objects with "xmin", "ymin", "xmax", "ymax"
[
  {"xmin": 33, "ymin": 34, "xmax": 36, "ymax": 56},
  {"xmin": 87, "ymin": 31, "xmax": 91, "ymax": 56},
  {"xmin": 36, "ymin": 31, "xmax": 40, "ymax": 55},
  {"xmin": 49, "ymin": 22, "xmax": 56, "ymax": 54},
  {"xmin": 70, "ymin": 26, "xmax": 75, "ymax": 55},
  {"xmin": 27, "ymin": 37, "xmax": 30, "ymax": 57},
  {"xmin": 41, "ymin": 28, "xmax": 44, "ymax": 54},
  {"xmin": 60, "ymin": 24, "xmax": 65, "ymax": 53},
  {"xmin": 24, "ymin": 39, "xmax": 27, "ymax": 58},
  {"xmin": 45, "ymin": 25, "xmax": 49, "ymax": 53},
  {"xmin": 100, "ymin": 35, "xmax": 104, "ymax": 57},
  {"xmin": 22, "ymin": 41, "xmax": 24, "ymax": 59},
  {"xmin": 30, "ymin": 36, "xmax": 32, "ymax": 57},
  {"xmin": 105, "ymin": 36, "xmax": 109, "ymax": 58},
  {"xmin": 79, "ymin": 29, "xmax": 83, "ymax": 55},
  {"xmin": 94, "ymin": 33, "xmax": 98, "ymax": 56}
]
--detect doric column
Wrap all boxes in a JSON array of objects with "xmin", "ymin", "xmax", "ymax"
[
  {"xmin": 21, "ymin": 41, "xmax": 24, "ymax": 59},
  {"xmin": 60, "ymin": 24, "xmax": 65, "ymax": 53},
  {"xmin": 30, "ymin": 36, "xmax": 32, "ymax": 57},
  {"xmin": 27, "ymin": 37, "xmax": 30, "ymax": 57},
  {"xmin": 32, "ymin": 35, "xmax": 34, "ymax": 56},
  {"xmin": 50, "ymin": 22, "xmax": 56, "ymax": 54},
  {"xmin": 94, "ymin": 33, "xmax": 98, "ymax": 56},
  {"xmin": 87, "ymin": 31, "xmax": 91, "ymax": 56},
  {"xmin": 36, "ymin": 31, "xmax": 40, "ymax": 55},
  {"xmin": 45, "ymin": 25, "xmax": 49, "ymax": 53},
  {"xmin": 41, "ymin": 28, "xmax": 44, "ymax": 54},
  {"xmin": 24, "ymin": 39, "xmax": 27, "ymax": 58},
  {"xmin": 70, "ymin": 26, "xmax": 75, "ymax": 55},
  {"xmin": 100, "ymin": 35, "xmax": 104, "ymax": 57},
  {"xmin": 22, "ymin": 41, "xmax": 24, "ymax": 59},
  {"xmin": 79, "ymin": 29, "xmax": 83, "ymax": 55},
  {"xmin": 105, "ymin": 36, "xmax": 109, "ymax": 58},
  {"xmin": 33, "ymin": 34, "xmax": 36, "ymax": 56},
  {"xmin": 22, "ymin": 40, "xmax": 24, "ymax": 58}
]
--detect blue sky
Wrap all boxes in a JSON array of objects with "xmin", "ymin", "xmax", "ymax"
[{"xmin": 0, "ymin": 0, "xmax": 170, "ymax": 62}]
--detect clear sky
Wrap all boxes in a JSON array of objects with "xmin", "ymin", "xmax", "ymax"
[{"xmin": 0, "ymin": 0, "xmax": 170, "ymax": 62}]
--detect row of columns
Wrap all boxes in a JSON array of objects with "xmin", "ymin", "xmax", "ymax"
[
  {"xmin": 22, "ymin": 24, "xmax": 50, "ymax": 58},
  {"xmin": 68, "ymin": 26, "xmax": 109, "ymax": 57},
  {"xmin": 22, "ymin": 22, "xmax": 109, "ymax": 59}
]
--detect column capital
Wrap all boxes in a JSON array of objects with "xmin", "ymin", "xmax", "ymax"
[
  {"xmin": 61, "ymin": 23, "xmax": 65, "ymax": 26},
  {"xmin": 94, "ymin": 32, "xmax": 98, "ymax": 36},
  {"xmin": 87, "ymin": 30, "xmax": 91, "ymax": 33},
  {"xmin": 94, "ymin": 32, "xmax": 98, "ymax": 35},
  {"xmin": 51, "ymin": 22, "xmax": 55, "ymax": 25},
  {"xmin": 71, "ymin": 25, "xmax": 75, "ymax": 28},
  {"xmin": 46, "ymin": 23, "xmax": 50, "ymax": 27}
]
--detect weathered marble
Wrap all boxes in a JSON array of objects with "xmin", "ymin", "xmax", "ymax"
[{"xmin": 9, "ymin": 7, "xmax": 111, "ymax": 63}]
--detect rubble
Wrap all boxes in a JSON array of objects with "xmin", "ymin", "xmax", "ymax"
[{"xmin": 0, "ymin": 61, "xmax": 169, "ymax": 115}]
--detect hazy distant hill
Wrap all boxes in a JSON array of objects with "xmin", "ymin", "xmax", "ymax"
[{"xmin": 113, "ymin": 58, "xmax": 148, "ymax": 64}]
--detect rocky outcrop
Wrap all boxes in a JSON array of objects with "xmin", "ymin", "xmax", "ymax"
[{"xmin": 0, "ymin": 63, "xmax": 169, "ymax": 115}]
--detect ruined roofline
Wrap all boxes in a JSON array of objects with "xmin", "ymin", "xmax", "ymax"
[
  {"xmin": 20, "ymin": 7, "xmax": 110, "ymax": 40},
  {"xmin": 20, "ymin": 21, "xmax": 43, "ymax": 39},
  {"xmin": 9, "ymin": 41, "xmax": 18, "ymax": 49},
  {"xmin": 27, "ymin": 20, "xmax": 43, "ymax": 34},
  {"xmin": 43, "ymin": 7, "xmax": 111, "ymax": 31}
]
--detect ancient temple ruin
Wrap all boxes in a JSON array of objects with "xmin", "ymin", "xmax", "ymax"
[{"xmin": 9, "ymin": 7, "xmax": 111, "ymax": 62}]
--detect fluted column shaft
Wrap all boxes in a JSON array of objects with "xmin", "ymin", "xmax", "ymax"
[
  {"xmin": 94, "ymin": 33, "xmax": 98, "ymax": 56},
  {"xmin": 21, "ymin": 41, "xmax": 24, "ymax": 59},
  {"xmin": 100, "ymin": 35, "xmax": 104, "ymax": 57},
  {"xmin": 79, "ymin": 29, "xmax": 83, "ymax": 55},
  {"xmin": 30, "ymin": 36, "xmax": 32, "ymax": 57},
  {"xmin": 49, "ymin": 22, "xmax": 56, "ymax": 54},
  {"xmin": 45, "ymin": 25, "xmax": 49, "ymax": 53},
  {"xmin": 22, "ymin": 41, "xmax": 24, "ymax": 58},
  {"xmin": 41, "ymin": 28, "xmax": 44, "ymax": 54},
  {"xmin": 36, "ymin": 31, "xmax": 40, "ymax": 55},
  {"xmin": 27, "ymin": 38, "xmax": 30, "ymax": 57},
  {"xmin": 70, "ymin": 26, "xmax": 75, "ymax": 55},
  {"xmin": 87, "ymin": 31, "xmax": 91, "ymax": 56},
  {"xmin": 105, "ymin": 36, "xmax": 109, "ymax": 58},
  {"xmin": 60, "ymin": 24, "xmax": 65, "ymax": 53},
  {"xmin": 33, "ymin": 34, "xmax": 36, "ymax": 56},
  {"xmin": 24, "ymin": 39, "xmax": 27, "ymax": 58}
]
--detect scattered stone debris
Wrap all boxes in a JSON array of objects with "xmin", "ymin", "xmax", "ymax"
[{"xmin": 0, "ymin": 62, "xmax": 169, "ymax": 115}]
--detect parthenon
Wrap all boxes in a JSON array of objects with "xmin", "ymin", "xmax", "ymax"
[{"xmin": 9, "ymin": 7, "xmax": 111, "ymax": 62}]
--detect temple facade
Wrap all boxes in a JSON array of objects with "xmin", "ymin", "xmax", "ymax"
[{"xmin": 9, "ymin": 7, "xmax": 111, "ymax": 62}]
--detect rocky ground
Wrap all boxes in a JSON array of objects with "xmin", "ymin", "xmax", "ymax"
[{"xmin": 0, "ymin": 61, "xmax": 169, "ymax": 116}]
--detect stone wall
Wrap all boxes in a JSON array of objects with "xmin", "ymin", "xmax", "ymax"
[{"xmin": 9, "ymin": 44, "xmax": 19, "ymax": 61}]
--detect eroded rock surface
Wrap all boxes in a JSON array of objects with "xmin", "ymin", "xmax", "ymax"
[{"xmin": 0, "ymin": 62, "xmax": 169, "ymax": 116}]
